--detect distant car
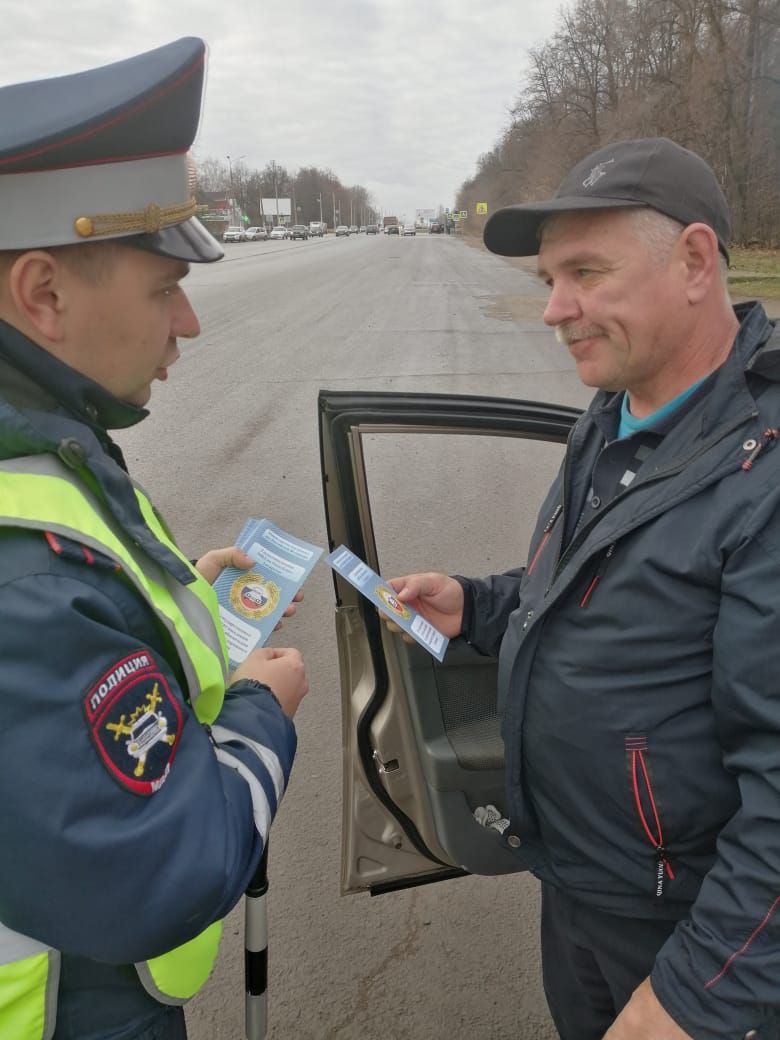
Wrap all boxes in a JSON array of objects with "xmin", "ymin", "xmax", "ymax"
[
  {"xmin": 428, "ymin": 221, "xmax": 443, "ymax": 234},
  {"xmin": 402, "ymin": 224, "xmax": 416, "ymax": 236},
  {"xmin": 269, "ymin": 225, "xmax": 289, "ymax": 240},
  {"xmin": 365, "ymin": 225, "xmax": 379, "ymax": 235},
  {"xmin": 290, "ymin": 225, "xmax": 310, "ymax": 240},
  {"xmin": 359, "ymin": 226, "xmax": 366, "ymax": 233},
  {"xmin": 386, "ymin": 224, "xmax": 400, "ymax": 235},
  {"xmin": 223, "ymin": 225, "xmax": 246, "ymax": 243},
  {"xmin": 349, "ymin": 225, "xmax": 358, "ymax": 235},
  {"xmin": 335, "ymin": 225, "xmax": 350, "ymax": 237},
  {"xmin": 245, "ymin": 226, "xmax": 268, "ymax": 241},
  {"xmin": 309, "ymin": 222, "xmax": 327, "ymax": 237}
]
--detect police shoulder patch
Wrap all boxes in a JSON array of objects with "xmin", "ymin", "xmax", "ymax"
[{"xmin": 83, "ymin": 651, "xmax": 182, "ymax": 796}]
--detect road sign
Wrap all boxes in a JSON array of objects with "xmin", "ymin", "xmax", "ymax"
[
  {"xmin": 476, "ymin": 203, "xmax": 488, "ymax": 215},
  {"xmin": 459, "ymin": 210, "xmax": 468, "ymax": 219}
]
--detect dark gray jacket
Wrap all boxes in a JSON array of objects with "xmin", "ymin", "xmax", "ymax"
[{"xmin": 461, "ymin": 304, "xmax": 780, "ymax": 1039}]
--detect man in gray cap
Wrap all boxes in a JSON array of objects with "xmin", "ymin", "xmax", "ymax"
[
  {"xmin": 389, "ymin": 138, "xmax": 780, "ymax": 1039},
  {"xmin": 0, "ymin": 39, "xmax": 308, "ymax": 1040}
]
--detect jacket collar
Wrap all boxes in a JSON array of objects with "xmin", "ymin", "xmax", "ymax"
[
  {"xmin": 0, "ymin": 320, "xmax": 195, "ymax": 587},
  {"xmin": 588, "ymin": 302, "xmax": 775, "ymax": 443},
  {"xmin": 0, "ymin": 318, "xmax": 147, "ymax": 433}
]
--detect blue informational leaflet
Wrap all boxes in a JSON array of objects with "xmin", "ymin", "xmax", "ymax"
[
  {"xmin": 325, "ymin": 545, "xmax": 449, "ymax": 662},
  {"xmin": 214, "ymin": 519, "xmax": 323, "ymax": 668}
]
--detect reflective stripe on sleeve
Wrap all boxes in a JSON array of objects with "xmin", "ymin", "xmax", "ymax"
[
  {"xmin": 209, "ymin": 725, "xmax": 285, "ymax": 803},
  {"xmin": 213, "ymin": 748, "xmax": 273, "ymax": 837}
]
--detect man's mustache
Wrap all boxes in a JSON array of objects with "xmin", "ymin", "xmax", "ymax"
[{"xmin": 554, "ymin": 323, "xmax": 605, "ymax": 346}]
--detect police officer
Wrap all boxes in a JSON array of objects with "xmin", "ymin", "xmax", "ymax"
[{"xmin": 0, "ymin": 39, "xmax": 308, "ymax": 1040}]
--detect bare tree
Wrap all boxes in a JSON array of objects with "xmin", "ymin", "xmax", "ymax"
[{"xmin": 458, "ymin": 0, "xmax": 780, "ymax": 244}]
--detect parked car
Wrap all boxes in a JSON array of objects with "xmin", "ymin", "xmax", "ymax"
[
  {"xmin": 365, "ymin": 225, "xmax": 379, "ymax": 235},
  {"xmin": 335, "ymin": 225, "xmax": 350, "ymax": 237},
  {"xmin": 402, "ymin": 224, "xmax": 416, "ymax": 236},
  {"xmin": 222, "ymin": 225, "xmax": 246, "ymax": 243},
  {"xmin": 269, "ymin": 225, "xmax": 289, "ymax": 240},
  {"xmin": 290, "ymin": 225, "xmax": 310, "ymax": 240},
  {"xmin": 359, "ymin": 226, "xmax": 366, "ymax": 233},
  {"xmin": 349, "ymin": 225, "xmax": 359, "ymax": 235},
  {"xmin": 386, "ymin": 224, "xmax": 400, "ymax": 235},
  {"xmin": 245, "ymin": 226, "xmax": 268, "ymax": 241}
]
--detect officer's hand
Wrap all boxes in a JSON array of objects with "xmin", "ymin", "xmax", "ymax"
[
  {"xmin": 231, "ymin": 647, "xmax": 308, "ymax": 718},
  {"xmin": 384, "ymin": 573, "xmax": 464, "ymax": 641},
  {"xmin": 195, "ymin": 549, "xmax": 301, "ymax": 629},
  {"xmin": 274, "ymin": 591, "xmax": 303, "ymax": 631},
  {"xmin": 195, "ymin": 546, "xmax": 253, "ymax": 584}
]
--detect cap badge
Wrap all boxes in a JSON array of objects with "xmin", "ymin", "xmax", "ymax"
[
  {"xmin": 582, "ymin": 159, "xmax": 615, "ymax": 189},
  {"xmin": 144, "ymin": 203, "xmax": 162, "ymax": 233}
]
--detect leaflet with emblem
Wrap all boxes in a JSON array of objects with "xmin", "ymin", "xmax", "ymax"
[
  {"xmin": 214, "ymin": 519, "xmax": 323, "ymax": 667},
  {"xmin": 325, "ymin": 546, "xmax": 449, "ymax": 662}
]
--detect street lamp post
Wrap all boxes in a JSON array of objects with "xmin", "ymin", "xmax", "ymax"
[
  {"xmin": 270, "ymin": 160, "xmax": 280, "ymax": 225},
  {"xmin": 226, "ymin": 154, "xmax": 246, "ymax": 225}
]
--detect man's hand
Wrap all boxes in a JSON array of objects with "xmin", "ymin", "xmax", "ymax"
[
  {"xmin": 384, "ymin": 572, "xmax": 465, "ymax": 640},
  {"xmin": 230, "ymin": 647, "xmax": 308, "ymax": 718},
  {"xmin": 194, "ymin": 546, "xmax": 302, "ymax": 630},
  {"xmin": 603, "ymin": 979, "xmax": 692, "ymax": 1040}
]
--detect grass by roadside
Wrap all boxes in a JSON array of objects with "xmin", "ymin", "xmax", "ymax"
[{"xmin": 728, "ymin": 247, "xmax": 780, "ymax": 303}]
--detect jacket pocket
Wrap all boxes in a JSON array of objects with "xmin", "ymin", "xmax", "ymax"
[{"xmin": 625, "ymin": 735, "xmax": 676, "ymax": 899}]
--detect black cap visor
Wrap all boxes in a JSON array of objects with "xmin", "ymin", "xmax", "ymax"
[
  {"xmin": 483, "ymin": 196, "xmax": 645, "ymax": 257},
  {"xmin": 124, "ymin": 216, "xmax": 224, "ymax": 263}
]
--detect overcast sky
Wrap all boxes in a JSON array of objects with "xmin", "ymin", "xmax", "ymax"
[{"xmin": 3, "ymin": 0, "xmax": 561, "ymax": 223}]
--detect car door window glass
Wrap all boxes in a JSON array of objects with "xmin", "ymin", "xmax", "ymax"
[{"xmin": 360, "ymin": 432, "xmax": 566, "ymax": 579}]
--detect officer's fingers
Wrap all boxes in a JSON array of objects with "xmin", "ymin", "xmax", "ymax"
[
  {"xmin": 195, "ymin": 546, "xmax": 253, "ymax": 583},
  {"xmin": 275, "ymin": 590, "xmax": 304, "ymax": 627},
  {"xmin": 273, "ymin": 646, "xmax": 304, "ymax": 665}
]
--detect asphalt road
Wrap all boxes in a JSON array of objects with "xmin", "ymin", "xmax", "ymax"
[{"xmin": 115, "ymin": 231, "xmax": 592, "ymax": 1040}]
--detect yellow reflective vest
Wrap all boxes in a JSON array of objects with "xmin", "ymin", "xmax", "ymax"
[{"xmin": 0, "ymin": 453, "xmax": 231, "ymax": 1039}]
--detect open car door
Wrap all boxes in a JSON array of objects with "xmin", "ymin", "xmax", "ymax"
[{"xmin": 318, "ymin": 390, "xmax": 580, "ymax": 895}]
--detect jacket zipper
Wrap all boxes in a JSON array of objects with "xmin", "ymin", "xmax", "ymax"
[
  {"xmin": 549, "ymin": 410, "xmax": 758, "ymax": 590},
  {"xmin": 625, "ymin": 736, "xmax": 675, "ymax": 898},
  {"xmin": 527, "ymin": 504, "xmax": 562, "ymax": 575},
  {"xmin": 579, "ymin": 542, "xmax": 616, "ymax": 607}
]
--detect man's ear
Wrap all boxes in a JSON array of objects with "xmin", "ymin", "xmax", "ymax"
[
  {"xmin": 5, "ymin": 251, "xmax": 69, "ymax": 342},
  {"xmin": 677, "ymin": 224, "xmax": 722, "ymax": 305}
]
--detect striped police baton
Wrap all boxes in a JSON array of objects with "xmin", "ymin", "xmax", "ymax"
[{"xmin": 245, "ymin": 845, "xmax": 269, "ymax": 1039}]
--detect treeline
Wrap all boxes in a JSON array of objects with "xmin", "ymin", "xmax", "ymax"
[
  {"xmin": 194, "ymin": 157, "xmax": 377, "ymax": 227},
  {"xmin": 457, "ymin": 0, "xmax": 780, "ymax": 245}
]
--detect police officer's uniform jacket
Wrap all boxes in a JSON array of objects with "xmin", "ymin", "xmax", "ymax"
[
  {"xmin": 0, "ymin": 319, "xmax": 297, "ymax": 1040},
  {"xmin": 459, "ymin": 303, "xmax": 780, "ymax": 1039}
]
